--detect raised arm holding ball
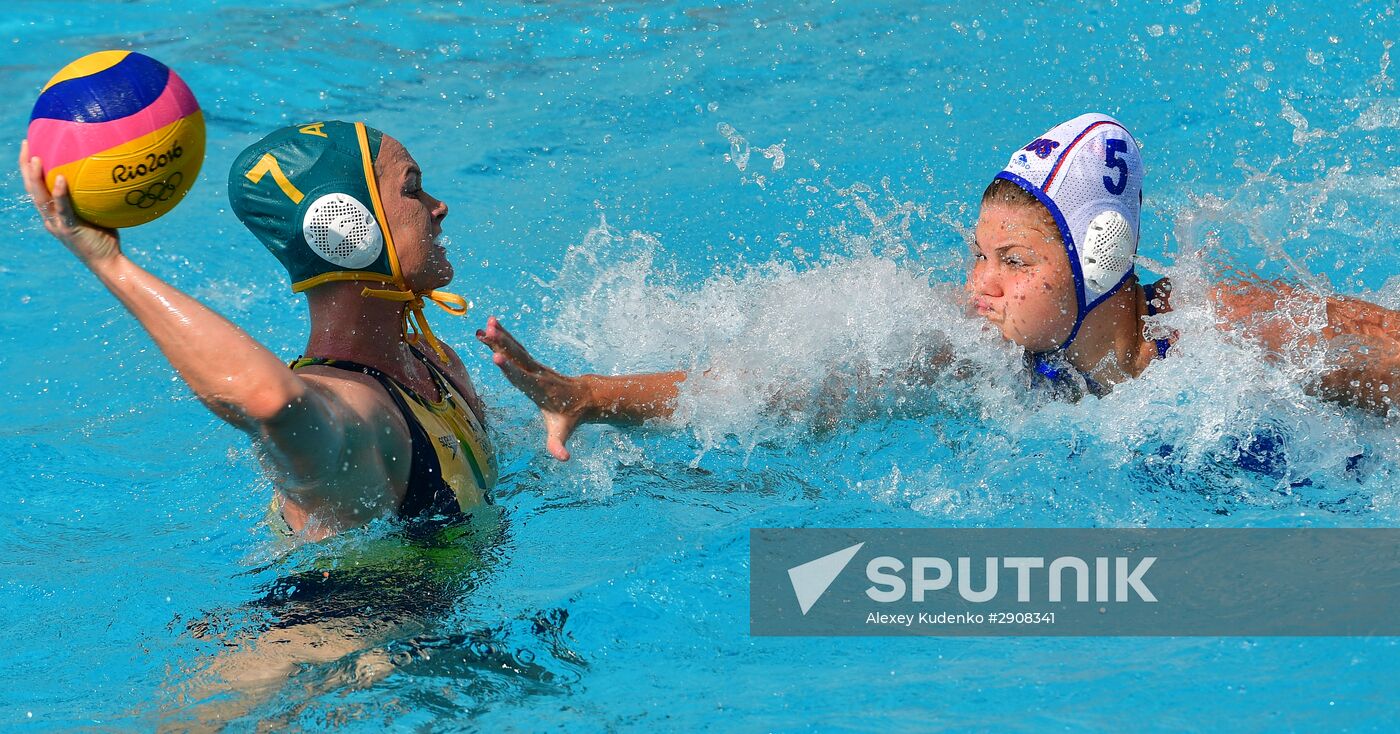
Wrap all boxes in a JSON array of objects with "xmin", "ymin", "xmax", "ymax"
[{"xmin": 21, "ymin": 121, "xmax": 496, "ymax": 540}]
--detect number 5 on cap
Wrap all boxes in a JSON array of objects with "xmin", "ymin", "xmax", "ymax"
[
  {"xmin": 245, "ymin": 153, "xmax": 305, "ymax": 204},
  {"xmin": 1103, "ymin": 139, "xmax": 1128, "ymax": 195}
]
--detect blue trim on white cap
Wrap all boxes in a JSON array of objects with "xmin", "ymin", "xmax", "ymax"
[{"xmin": 1084, "ymin": 269, "xmax": 1136, "ymax": 314}]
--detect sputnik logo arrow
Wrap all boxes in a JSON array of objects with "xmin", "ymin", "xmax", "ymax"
[{"xmin": 787, "ymin": 542, "xmax": 864, "ymax": 615}]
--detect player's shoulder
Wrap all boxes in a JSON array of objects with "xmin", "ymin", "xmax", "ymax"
[{"xmin": 294, "ymin": 363, "xmax": 402, "ymax": 421}]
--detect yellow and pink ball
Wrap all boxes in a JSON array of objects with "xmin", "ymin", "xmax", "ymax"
[{"xmin": 27, "ymin": 50, "xmax": 204, "ymax": 229}]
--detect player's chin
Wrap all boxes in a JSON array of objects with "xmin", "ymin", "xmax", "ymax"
[
  {"xmin": 1011, "ymin": 327, "xmax": 1072, "ymax": 353},
  {"xmin": 1001, "ymin": 325, "xmax": 1050, "ymax": 351},
  {"xmin": 432, "ymin": 261, "xmax": 454, "ymax": 288},
  {"xmin": 982, "ymin": 319, "xmax": 1019, "ymax": 345}
]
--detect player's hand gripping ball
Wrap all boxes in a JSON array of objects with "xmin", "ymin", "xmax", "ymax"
[{"xmin": 27, "ymin": 50, "xmax": 204, "ymax": 229}]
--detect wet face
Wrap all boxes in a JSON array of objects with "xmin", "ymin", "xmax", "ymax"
[
  {"xmin": 966, "ymin": 203, "xmax": 1078, "ymax": 352},
  {"xmin": 375, "ymin": 135, "xmax": 452, "ymax": 292}
]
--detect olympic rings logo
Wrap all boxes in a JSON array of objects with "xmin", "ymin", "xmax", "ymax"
[{"xmin": 124, "ymin": 172, "xmax": 184, "ymax": 209}]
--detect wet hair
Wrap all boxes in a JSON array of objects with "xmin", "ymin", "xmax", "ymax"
[
  {"xmin": 981, "ymin": 177, "xmax": 1043, "ymax": 210},
  {"xmin": 980, "ymin": 177, "xmax": 1060, "ymax": 237}
]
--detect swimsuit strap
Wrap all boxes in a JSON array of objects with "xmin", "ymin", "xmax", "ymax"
[
  {"xmin": 404, "ymin": 345, "xmax": 475, "ymax": 410},
  {"xmin": 289, "ymin": 356, "xmax": 460, "ymax": 517}
]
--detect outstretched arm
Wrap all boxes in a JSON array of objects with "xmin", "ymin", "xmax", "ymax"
[
  {"xmin": 1313, "ymin": 294, "xmax": 1400, "ymax": 414},
  {"xmin": 1214, "ymin": 279, "xmax": 1400, "ymax": 415},
  {"xmin": 476, "ymin": 316, "xmax": 686, "ymax": 461},
  {"xmin": 19, "ymin": 141, "xmax": 348, "ymax": 485}
]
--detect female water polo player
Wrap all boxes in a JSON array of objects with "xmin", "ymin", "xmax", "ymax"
[
  {"xmin": 479, "ymin": 113, "xmax": 1400, "ymax": 460},
  {"xmin": 19, "ymin": 121, "xmax": 495, "ymax": 539}
]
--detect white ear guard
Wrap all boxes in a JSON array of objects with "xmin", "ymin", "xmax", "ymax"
[
  {"xmin": 1081, "ymin": 210, "xmax": 1134, "ymax": 295},
  {"xmin": 302, "ymin": 192, "xmax": 384, "ymax": 270}
]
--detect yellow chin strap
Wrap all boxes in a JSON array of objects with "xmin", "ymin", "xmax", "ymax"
[
  {"xmin": 361, "ymin": 286, "xmax": 470, "ymax": 364},
  {"xmin": 350, "ymin": 122, "xmax": 470, "ymax": 365}
]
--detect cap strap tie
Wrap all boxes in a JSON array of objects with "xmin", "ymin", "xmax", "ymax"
[{"xmin": 361, "ymin": 286, "xmax": 471, "ymax": 364}]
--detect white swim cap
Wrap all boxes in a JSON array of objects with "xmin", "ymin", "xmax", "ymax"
[{"xmin": 995, "ymin": 113, "xmax": 1144, "ymax": 351}]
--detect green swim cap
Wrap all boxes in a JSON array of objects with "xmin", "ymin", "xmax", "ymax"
[
  {"xmin": 228, "ymin": 120, "xmax": 469, "ymax": 363},
  {"xmin": 228, "ymin": 120, "xmax": 400, "ymax": 291}
]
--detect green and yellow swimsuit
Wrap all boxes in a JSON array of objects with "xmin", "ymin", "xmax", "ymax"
[{"xmin": 277, "ymin": 346, "xmax": 497, "ymax": 526}]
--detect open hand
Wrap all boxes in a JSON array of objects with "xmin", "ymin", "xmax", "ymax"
[
  {"xmin": 18, "ymin": 139, "xmax": 121, "ymax": 266},
  {"xmin": 476, "ymin": 316, "xmax": 592, "ymax": 461}
]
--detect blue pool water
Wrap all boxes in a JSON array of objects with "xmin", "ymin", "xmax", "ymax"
[{"xmin": 3, "ymin": 1, "xmax": 1400, "ymax": 730}]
